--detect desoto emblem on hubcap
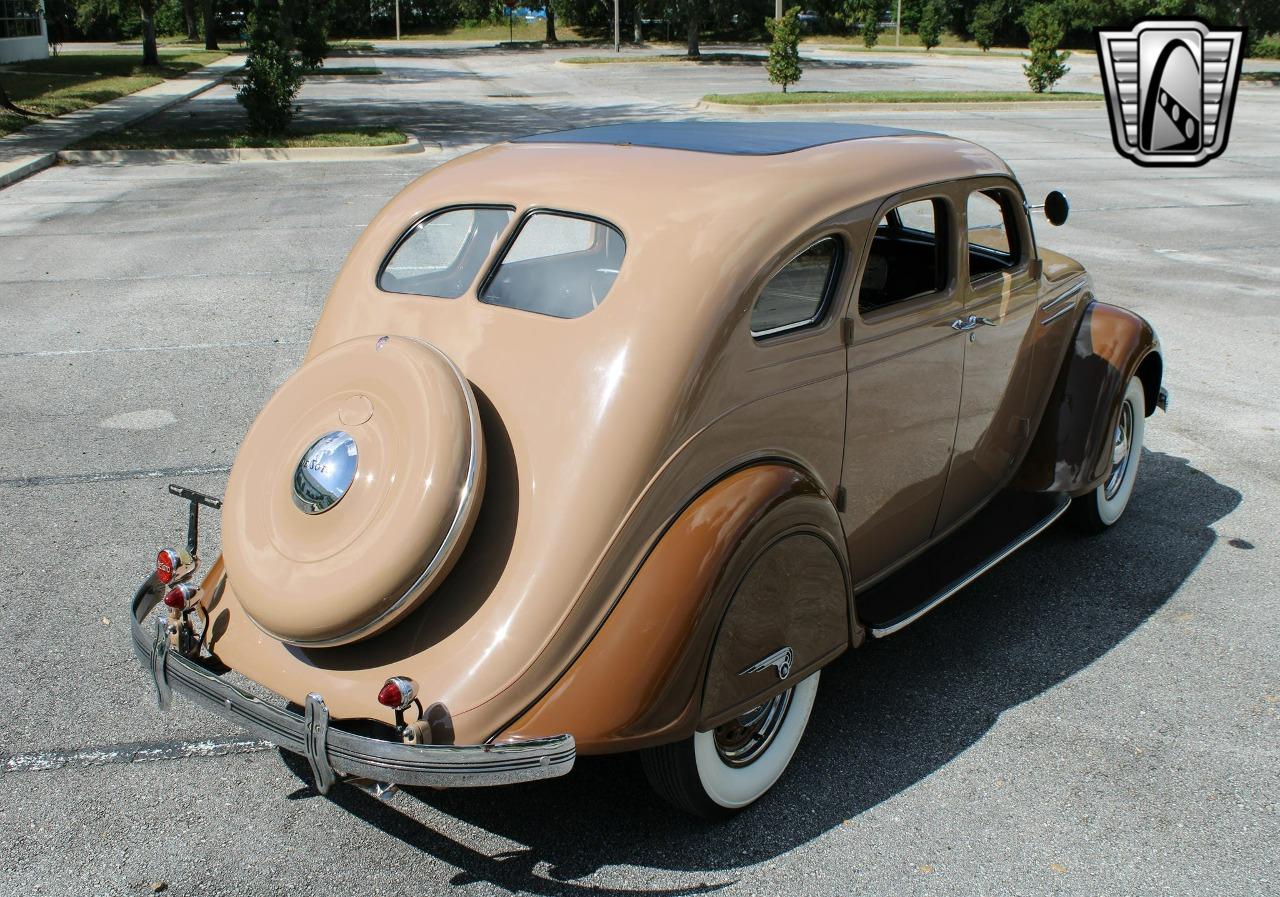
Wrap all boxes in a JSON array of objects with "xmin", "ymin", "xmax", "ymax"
[{"xmin": 292, "ymin": 430, "xmax": 358, "ymax": 514}]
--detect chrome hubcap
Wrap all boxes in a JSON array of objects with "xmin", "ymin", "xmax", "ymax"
[
  {"xmin": 713, "ymin": 688, "xmax": 794, "ymax": 768},
  {"xmin": 1104, "ymin": 401, "xmax": 1134, "ymax": 500},
  {"xmin": 292, "ymin": 431, "xmax": 359, "ymax": 514}
]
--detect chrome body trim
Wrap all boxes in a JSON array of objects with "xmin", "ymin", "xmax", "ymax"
[
  {"xmin": 130, "ymin": 578, "xmax": 576, "ymax": 789},
  {"xmin": 1040, "ymin": 300, "xmax": 1079, "ymax": 326},
  {"xmin": 869, "ymin": 497, "xmax": 1072, "ymax": 638},
  {"xmin": 738, "ymin": 646, "xmax": 795, "ymax": 680},
  {"xmin": 1040, "ymin": 280, "xmax": 1085, "ymax": 312}
]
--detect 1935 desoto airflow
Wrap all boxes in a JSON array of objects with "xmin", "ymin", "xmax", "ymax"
[{"xmin": 132, "ymin": 122, "xmax": 1167, "ymax": 817}]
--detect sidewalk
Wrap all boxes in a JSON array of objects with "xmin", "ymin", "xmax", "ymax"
[{"xmin": 0, "ymin": 54, "xmax": 245, "ymax": 189}]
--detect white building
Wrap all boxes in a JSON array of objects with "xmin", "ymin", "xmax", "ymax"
[{"xmin": 0, "ymin": 0, "xmax": 48, "ymax": 64}]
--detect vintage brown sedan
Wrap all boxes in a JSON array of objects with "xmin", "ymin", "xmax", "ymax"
[{"xmin": 132, "ymin": 122, "xmax": 1166, "ymax": 817}]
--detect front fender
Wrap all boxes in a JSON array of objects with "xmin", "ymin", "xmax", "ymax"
[
  {"xmin": 496, "ymin": 464, "xmax": 854, "ymax": 753},
  {"xmin": 1015, "ymin": 301, "xmax": 1162, "ymax": 495}
]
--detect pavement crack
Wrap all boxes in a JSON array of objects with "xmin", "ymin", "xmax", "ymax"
[
  {"xmin": 1, "ymin": 736, "xmax": 271, "ymax": 774},
  {"xmin": 0, "ymin": 463, "xmax": 232, "ymax": 488}
]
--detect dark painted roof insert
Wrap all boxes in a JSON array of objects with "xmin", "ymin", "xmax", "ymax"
[{"xmin": 512, "ymin": 122, "xmax": 938, "ymax": 156}]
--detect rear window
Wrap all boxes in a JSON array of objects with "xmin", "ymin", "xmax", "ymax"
[
  {"xmin": 379, "ymin": 206, "xmax": 513, "ymax": 299},
  {"xmin": 480, "ymin": 212, "xmax": 625, "ymax": 319}
]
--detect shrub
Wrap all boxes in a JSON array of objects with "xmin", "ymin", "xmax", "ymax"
[
  {"xmin": 237, "ymin": 13, "xmax": 303, "ymax": 136},
  {"xmin": 766, "ymin": 6, "xmax": 802, "ymax": 93},
  {"xmin": 1251, "ymin": 34, "xmax": 1280, "ymax": 58},
  {"xmin": 1022, "ymin": 3, "xmax": 1070, "ymax": 93},
  {"xmin": 293, "ymin": 0, "xmax": 332, "ymax": 70},
  {"xmin": 970, "ymin": 0, "xmax": 1000, "ymax": 52},
  {"xmin": 918, "ymin": 0, "xmax": 943, "ymax": 51},
  {"xmin": 846, "ymin": 0, "xmax": 880, "ymax": 48}
]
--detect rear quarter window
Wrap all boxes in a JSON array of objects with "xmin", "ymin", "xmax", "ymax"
[
  {"xmin": 379, "ymin": 206, "xmax": 514, "ymax": 299},
  {"xmin": 480, "ymin": 212, "xmax": 626, "ymax": 319}
]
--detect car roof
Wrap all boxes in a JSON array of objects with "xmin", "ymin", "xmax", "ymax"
[{"xmin": 512, "ymin": 121, "xmax": 938, "ymax": 156}]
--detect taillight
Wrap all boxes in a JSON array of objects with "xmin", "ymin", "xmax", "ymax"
[
  {"xmin": 377, "ymin": 677, "xmax": 418, "ymax": 712},
  {"xmin": 156, "ymin": 548, "xmax": 179, "ymax": 585},
  {"xmin": 155, "ymin": 547, "xmax": 195, "ymax": 586},
  {"xmin": 163, "ymin": 583, "xmax": 199, "ymax": 610}
]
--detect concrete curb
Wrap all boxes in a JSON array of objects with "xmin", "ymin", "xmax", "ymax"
[
  {"xmin": 56, "ymin": 136, "xmax": 428, "ymax": 164},
  {"xmin": 0, "ymin": 55, "xmax": 245, "ymax": 190},
  {"xmin": 693, "ymin": 98, "xmax": 1105, "ymax": 113}
]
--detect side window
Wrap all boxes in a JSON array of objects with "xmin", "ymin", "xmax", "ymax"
[
  {"xmin": 859, "ymin": 198, "xmax": 949, "ymax": 315},
  {"xmin": 967, "ymin": 189, "xmax": 1022, "ymax": 281},
  {"xmin": 379, "ymin": 206, "xmax": 513, "ymax": 299},
  {"xmin": 480, "ymin": 212, "xmax": 625, "ymax": 319},
  {"xmin": 750, "ymin": 237, "xmax": 843, "ymax": 338}
]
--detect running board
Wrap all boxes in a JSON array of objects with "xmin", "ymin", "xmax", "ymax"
[{"xmin": 860, "ymin": 493, "xmax": 1072, "ymax": 638}]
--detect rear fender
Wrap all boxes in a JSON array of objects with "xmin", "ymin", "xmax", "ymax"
[
  {"xmin": 1015, "ymin": 301, "xmax": 1162, "ymax": 495},
  {"xmin": 496, "ymin": 464, "xmax": 854, "ymax": 753}
]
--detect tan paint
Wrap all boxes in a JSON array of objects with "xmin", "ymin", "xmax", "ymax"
[{"xmin": 196, "ymin": 132, "xmax": 1155, "ymax": 751}]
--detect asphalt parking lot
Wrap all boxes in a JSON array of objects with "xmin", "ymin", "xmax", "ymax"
[{"xmin": 1, "ymin": 45, "xmax": 1278, "ymax": 897}]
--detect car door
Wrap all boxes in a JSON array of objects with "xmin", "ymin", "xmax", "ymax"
[
  {"xmin": 841, "ymin": 191, "xmax": 965, "ymax": 586},
  {"xmin": 934, "ymin": 179, "xmax": 1042, "ymax": 534}
]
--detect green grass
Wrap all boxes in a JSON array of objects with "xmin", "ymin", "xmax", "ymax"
[
  {"xmin": 0, "ymin": 50, "xmax": 227, "ymax": 136},
  {"xmin": 702, "ymin": 89, "xmax": 1101, "ymax": 105},
  {"xmin": 1242, "ymin": 70, "xmax": 1280, "ymax": 83},
  {"xmin": 814, "ymin": 30, "xmax": 1094, "ymax": 57},
  {"xmin": 392, "ymin": 21, "xmax": 583, "ymax": 42},
  {"xmin": 72, "ymin": 126, "xmax": 407, "ymax": 150},
  {"xmin": 306, "ymin": 66, "xmax": 382, "ymax": 75}
]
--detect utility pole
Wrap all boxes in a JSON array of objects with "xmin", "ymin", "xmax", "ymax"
[
  {"xmin": 614, "ymin": 0, "xmax": 620, "ymax": 51},
  {"xmin": 775, "ymin": 0, "xmax": 782, "ymax": 19},
  {"xmin": 895, "ymin": 0, "xmax": 901, "ymax": 46},
  {"xmin": 395, "ymin": 0, "xmax": 400, "ymax": 40}
]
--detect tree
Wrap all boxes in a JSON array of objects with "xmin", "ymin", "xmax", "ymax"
[
  {"xmin": 180, "ymin": 0, "xmax": 199, "ymax": 40},
  {"xmin": 1022, "ymin": 2, "xmax": 1068, "ymax": 92},
  {"xmin": 544, "ymin": 0, "xmax": 558, "ymax": 41},
  {"xmin": 970, "ymin": 0, "xmax": 999, "ymax": 51},
  {"xmin": 138, "ymin": 0, "xmax": 159, "ymax": 65},
  {"xmin": 202, "ymin": 0, "xmax": 219, "ymax": 50},
  {"xmin": 917, "ymin": 0, "xmax": 942, "ymax": 50},
  {"xmin": 847, "ymin": 0, "xmax": 879, "ymax": 48},
  {"xmin": 766, "ymin": 6, "xmax": 801, "ymax": 92},
  {"xmin": 236, "ymin": 4, "xmax": 302, "ymax": 135},
  {"xmin": 685, "ymin": 0, "xmax": 701, "ymax": 57}
]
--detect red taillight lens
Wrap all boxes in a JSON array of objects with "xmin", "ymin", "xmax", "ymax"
[
  {"xmin": 163, "ymin": 584, "xmax": 197, "ymax": 610},
  {"xmin": 156, "ymin": 549, "xmax": 179, "ymax": 585},
  {"xmin": 377, "ymin": 676, "xmax": 418, "ymax": 711}
]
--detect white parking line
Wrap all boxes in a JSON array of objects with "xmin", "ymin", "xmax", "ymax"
[{"xmin": 1, "ymin": 737, "xmax": 271, "ymax": 774}]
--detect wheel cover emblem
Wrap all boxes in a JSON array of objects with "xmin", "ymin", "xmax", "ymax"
[{"xmin": 292, "ymin": 430, "xmax": 359, "ymax": 514}]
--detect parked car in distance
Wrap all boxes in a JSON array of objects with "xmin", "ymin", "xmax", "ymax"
[{"xmin": 132, "ymin": 122, "xmax": 1166, "ymax": 818}]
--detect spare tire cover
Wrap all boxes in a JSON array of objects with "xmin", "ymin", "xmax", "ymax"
[{"xmin": 222, "ymin": 334, "xmax": 485, "ymax": 647}]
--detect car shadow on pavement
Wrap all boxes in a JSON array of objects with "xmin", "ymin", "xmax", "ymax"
[{"xmin": 282, "ymin": 449, "xmax": 1240, "ymax": 895}]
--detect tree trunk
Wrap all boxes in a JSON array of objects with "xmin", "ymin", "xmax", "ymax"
[
  {"xmin": 182, "ymin": 0, "xmax": 199, "ymax": 41},
  {"xmin": 544, "ymin": 3, "xmax": 557, "ymax": 43},
  {"xmin": 139, "ymin": 0, "xmax": 160, "ymax": 66},
  {"xmin": 201, "ymin": 0, "xmax": 219, "ymax": 50},
  {"xmin": 633, "ymin": 0, "xmax": 642, "ymax": 43},
  {"xmin": 0, "ymin": 80, "xmax": 42, "ymax": 117},
  {"xmin": 686, "ymin": 7, "xmax": 700, "ymax": 58}
]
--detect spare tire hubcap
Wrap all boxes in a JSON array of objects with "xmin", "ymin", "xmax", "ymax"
[{"xmin": 292, "ymin": 430, "xmax": 359, "ymax": 515}]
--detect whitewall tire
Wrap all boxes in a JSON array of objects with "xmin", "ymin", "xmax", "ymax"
[
  {"xmin": 641, "ymin": 672, "xmax": 820, "ymax": 818},
  {"xmin": 1069, "ymin": 376, "xmax": 1146, "ymax": 533}
]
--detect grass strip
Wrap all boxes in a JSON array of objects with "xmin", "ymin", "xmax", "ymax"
[
  {"xmin": 701, "ymin": 89, "xmax": 1101, "ymax": 105},
  {"xmin": 72, "ymin": 126, "xmax": 407, "ymax": 150},
  {"xmin": 0, "ymin": 50, "xmax": 227, "ymax": 136}
]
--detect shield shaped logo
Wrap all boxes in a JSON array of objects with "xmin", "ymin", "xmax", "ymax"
[{"xmin": 1096, "ymin": 19, "xmax": 1246, "ymax": 167}]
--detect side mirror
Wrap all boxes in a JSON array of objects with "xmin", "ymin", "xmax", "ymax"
[{"xmin": 1043, "ymin": 190, "xmax": 1069, "ymax": 226}]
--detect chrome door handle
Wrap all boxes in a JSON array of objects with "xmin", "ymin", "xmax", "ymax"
[{"xmin": 951, "ymin": 315, "xmax": 998, "ymax": 332}]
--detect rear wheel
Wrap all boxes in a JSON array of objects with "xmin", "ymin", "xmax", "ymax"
[
  {"xmin": 1069, "ymin": 376, "xmax": 1146, "ymax": 533},
  {"xmin": 641, "ymin": 672, "xmax": 819, "ymax": 819}
]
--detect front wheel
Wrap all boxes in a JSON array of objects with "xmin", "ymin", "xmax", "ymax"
[
  {"xmin": 1069, "ymin": 376, "xmax": 1146, "ymax": 533},
  {"xmin": 640, "ymin": 672, "xmax": 820, "ymax": 819}
]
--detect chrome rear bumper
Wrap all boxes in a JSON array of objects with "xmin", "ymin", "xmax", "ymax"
[{"xmin": 130, "ymin": 577, "xmax": 575, "ymax": 793}]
